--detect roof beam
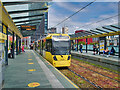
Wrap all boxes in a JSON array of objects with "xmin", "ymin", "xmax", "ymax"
[
  {"xmin": 3, "ymin": 2, "xmax": 34, "ymax": 6},
  {"xmin": 85, "ymin": 30, "xmax": 97, "ymax": 35},
  {"xmin": 1, "ymin": 2, "xmax": 22, "ymax": 38},
  {"xmin": 14, "ymin": 18, "xmax": 42, "ymax": 24},
  {"xmin": 75, "ymin": 32, "xmax": 83, "ymax": 37},
  {"xmin": 102, "ymin": 27, "xmax": 117, "ymax": 32},
  {"xmin": 16, "ymin": 22, "xmax": 41, "ymax": 26},
  {"xmin": 77, "ymin": 32, "xmax": 87, "ymax": 37},
  {"xmin": 90, "ymin": 30, "xmax": 103, "ymax": 34},
  {"xmin": 84, "ymin": 31, "xmax": 94, "ymax": 35},
  {"xmin": 12, "ymin": 14, "xmax": 44, "ymax": 20},
  {"xmin": 8, "ymin": 8, "xmax": 48, "ymax": 14},
  {"xmin": 96, "ymin": 28, "xmax": 109, "ymax": 33},
  {"xmin": 110, "ymin": 25, "xmax": 120, "ymax": 29}
]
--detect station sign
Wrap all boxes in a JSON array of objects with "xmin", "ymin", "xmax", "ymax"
[{"xmin": 21, "ymin": 25, "xmax": 36, "ymax": 31}]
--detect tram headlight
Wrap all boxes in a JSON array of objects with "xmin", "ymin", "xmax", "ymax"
[
  {"xmin": 53, "ymin": 56, "xmax": 57, "ymax": 61},
  {"xmin": 68, "ymin": 56, "xmax": 71, "ymax": 60}
]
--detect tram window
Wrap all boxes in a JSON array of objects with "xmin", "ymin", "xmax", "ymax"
[{"xmin": 46, "ymin": 40, "xmax": 52, "ymax": 52}]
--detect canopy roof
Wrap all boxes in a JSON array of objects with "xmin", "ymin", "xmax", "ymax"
[
  {"xmin": 1, "ymin": 0, "xmax": 49, "ymax": 38},
  {"xmin": 70, "ymin": 24, "xmax": 120, "ymax": 40}
]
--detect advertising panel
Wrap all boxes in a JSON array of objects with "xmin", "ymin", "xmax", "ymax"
[
  {"xmin": 114, "ymin": 40, "xmax": 117, "ymax": 46},
  {"xmin": 100, "ymin": 40, "xmax": 104, "ymax": 52},
  {"xmin": 107, "ymin": 40, "xmax": 110, "ymax": 46}
]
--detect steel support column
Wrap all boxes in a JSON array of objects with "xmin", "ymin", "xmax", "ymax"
[
  {"xmin": 42, "ymin": 40, "xmax": 43, "ymax": 55},
  {"xmin": 40, "ymin": 40, "xmax": 42, "ymax": 54},
  {"xmin": 5, "ymin": 26, "xmax": 8, "ymax": 65},
  {"xmin": 71, "ymin": 40, "xmax": 73, "ymax": 51},
  {"xmin": 16, "ymin": 35, "xmax": 18, "ymax": 55},
  {"xmin": 119, "ymin": 35, "xmax": 120, "ymax": 58},
  {"xmin": 98, "ymin": 37, "xmax": 100, "ymax": 55},
  {"xmin": 19, "ymin": 38, "xmax": 21, "ymax": 54},
  {"xmin": 86, "ymin": 38, "xmax": 88, "ymax": 53},
  {"xmin": 12, "ymin": 32, "xmax": 15, "ymax": 58},
  {"xmin": 77, "ymin": 39, "xmax": 78, "ymax": 51}
]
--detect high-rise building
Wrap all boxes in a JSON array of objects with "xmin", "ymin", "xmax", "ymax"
[
  {"xmin": 62, "ymin": 27, "xmax": 68, "ymax": 34},
  {"xmin": 28, "ymin": 2, "xmax": 48, "ymax": 41}
]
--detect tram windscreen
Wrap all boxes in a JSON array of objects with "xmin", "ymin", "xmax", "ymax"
[{"xmin": 52, "ymin": 40, "xmax": 70, "ymax": 55}]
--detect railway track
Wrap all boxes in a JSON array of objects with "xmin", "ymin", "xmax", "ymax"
[
  {"xmin": 58, "ymin": 68, "xmax": 98, "ymax": 88},
  {"xmin": 59, "ymin": 59, "xmax": 120, "ymax": 88},
  {"xmin": 72, "ymin": 56, "xmax": 120, "ymax": 75},
  {"xmin": 71, "ymin": 62, "xmax": 120, "ymax": 83},
  {"xmin": 70, "ymin": 62, "xmax": 119, "ymax": 88},
  {"xmin": 72, "ymin": 55, "xmax": 119, "ymax": 72},
  {"xmin": 67, "ymin": 68, "xmax": 102, "ymax": 89}
]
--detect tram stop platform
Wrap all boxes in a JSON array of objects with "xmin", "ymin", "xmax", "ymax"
[
  {"xmin": 2, "ymin": 50, "xmax": 78, "ymax": 89},
  {"xmin": 71, "ymin": 51, "xmax": 120, "ymax": 67}
]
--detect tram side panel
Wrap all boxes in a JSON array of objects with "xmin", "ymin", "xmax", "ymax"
[{"xmin": 45, "ymin": 51, "xmax": 53, "ymax": 64}]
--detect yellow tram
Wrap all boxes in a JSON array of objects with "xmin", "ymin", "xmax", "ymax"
[{"xmin": 41, "ymin": 34, "xmax": 71, "ymax": 67}]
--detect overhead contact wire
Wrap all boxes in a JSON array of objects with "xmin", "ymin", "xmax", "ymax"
[
  {"xmin": 54, "ymin": 0, "xmax": 96, "ymax": 27},
  {"xmin": 80, "ymin": 14, "xmax": 119, "ymax": 28}
]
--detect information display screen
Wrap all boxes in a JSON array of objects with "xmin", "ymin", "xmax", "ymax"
[{"xmin": 21, "ymin": 25, "xmax": 36, "ymax": 31}]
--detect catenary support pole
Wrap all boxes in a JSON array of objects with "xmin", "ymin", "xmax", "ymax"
[
  {"xmin": 77, "ymin": 39, "xmax": 78, "ymax": 51},
  {"xmin": 86, "ymin": 38, "xmax": 88, "ymax": 53},
  {"xmin": 19, "ymin": 38, "xmax": 21, "ymax": 54},
  {"xmin": 5, "ymin": 26, "xmax": 8, "ymax": 65},
  {"xmin": 119, "ymin": 35, "xmax": 120, "ymax": 58},
  {"xmin": 12, "ymin": 32, "xmax": 14, "ymax": 58},
  {"xmin": 16, "ymin": 35, "xmax": 18, "ymax": 55}
]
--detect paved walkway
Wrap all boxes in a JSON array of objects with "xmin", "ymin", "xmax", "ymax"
[{"xmin": 3, "ymin": 50, "xmax": 78, "ymax": 88}]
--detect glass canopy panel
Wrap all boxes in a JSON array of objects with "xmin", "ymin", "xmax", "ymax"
[
  {"xmin": 1, "ymin": 0, "xmax": 48, "ymax": 37},
  {"xmin": 4, "ymin": 4, "xmax": 29, "ymax": 22},
  {"xmin": 91, "ymin": 29, "xmax": 103, "ymax": 34},
  {"xmin": 104, "ymin": 25, "xmax": 119, "ymax": 32},
  {"xmin": 2, "ymin": 1, "xmax": 47, "ymax": 25},
  {"xmin": 75, "ymin": 32, "xmax": 84, "ymax": 37},
  {"xmin": 90, "ymin": 29, "xmax": 102, "ymax": 34},
  {"xmin": 2, "ymin": 0, "xmax": 29, "ymax": 2},
  {"xmin": 96, "ymin": 27, "xmax": 111, "ymax": 33},
  {"xmin": 84, "ymin": 31, "xmax": 93, "ymax": 35},
  {"xmin": 110, "ymin": 24, "xmax": 120, "ymax": 31},
  {"xmin": 111, "ymin": 24, "xmax": 119, "ymax": 28}
]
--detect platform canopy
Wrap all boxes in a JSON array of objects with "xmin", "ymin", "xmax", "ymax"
[
  {"xmin": 0, "ymin": 1, "xmax": 22, "ymax": 38},
  {"xmin": 70, "ymin": 24, "xmax": 120, "ymax": 40},
  {"xmin": 1, "ymin": 0, "xmax": 49, "ymax": 37}
]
